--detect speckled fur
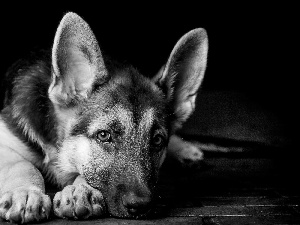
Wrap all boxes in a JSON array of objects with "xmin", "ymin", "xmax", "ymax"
[{"xmin": 0, "ymin": 12, "xmax": 208, "ymax": 223}]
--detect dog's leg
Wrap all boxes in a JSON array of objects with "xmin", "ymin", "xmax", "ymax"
[
  {"xmin": 0, "ymin": 149, "xmax": 51, "ymax": 223},
  {"xmin": 53, "ymin": 176, "xmax": 106, "ymax": 219},
  {"xmin": 167, "ymin": 134, "xmax": 204, "ymax": 167}
]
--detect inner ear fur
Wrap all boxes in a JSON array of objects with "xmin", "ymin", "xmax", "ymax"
[
  {"xmin": 49, "ymin": 12, "xmax": 109, "ymax": 106},
  {"xmin": 154, "ymin": 28, "xmax": 208, "ymax": 132}
]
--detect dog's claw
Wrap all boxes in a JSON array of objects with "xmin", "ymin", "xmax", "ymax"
[
  {"xmin": 53, "ymin": 183, "xmax": 106, "ymax": 219},
  {"xmin": 0, "ymin": 189, "xmax": 51, "ymax": 224}
]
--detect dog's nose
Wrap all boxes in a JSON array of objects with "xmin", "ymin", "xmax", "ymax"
[{"xmin": 122, "ymin": 191, "xmax": 152, "ymax": 215}]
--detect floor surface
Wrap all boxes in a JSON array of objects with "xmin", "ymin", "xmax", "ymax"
[{"xmin": 1, "ymin": 145, "xmax": 298, "ymax": 225}]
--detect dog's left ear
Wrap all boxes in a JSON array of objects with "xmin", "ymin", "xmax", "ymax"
[
  {"xmin": 49, "ymin": 12, "xmax": 109, "ymax": 106},
  {"xmin": 153, "ymin": 29, "xmax": 208, "ymax": 132}
]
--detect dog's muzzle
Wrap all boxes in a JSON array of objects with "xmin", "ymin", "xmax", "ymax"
[{"xmin": 104, "ymin": 182, "xmax": 153, "ymax": 218}]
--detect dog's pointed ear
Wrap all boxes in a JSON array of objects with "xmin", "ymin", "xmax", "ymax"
[
  {"xmin": 49, "ymin": 12, "xmax": 108, "ymax": 106},
  {"xmin": 153, "ymin": 28, "xmax": 208, "ymax": 132}
]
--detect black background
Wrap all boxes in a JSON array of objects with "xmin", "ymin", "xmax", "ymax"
[{"xmin": 0, "ymin": 3, "xmax": 297, "ymax": 145}]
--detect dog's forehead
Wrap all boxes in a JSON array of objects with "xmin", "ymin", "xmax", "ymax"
[
  {"xmin": 88, "ymin": 105, "xmax": 156, "ymax": 134},
  {"xmin": 78, "ymin": 69, "xmax": 167, "ymax": 132}
]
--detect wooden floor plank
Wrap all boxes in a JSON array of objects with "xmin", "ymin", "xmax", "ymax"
[
  {"xmin": 27, "ymin": 217, "xmax": 205, "ymax": 225},
  {"xmin": 168, "ymin": 206, "xmax": 251, "ymax": 217},
  {"xmin": 205, "ymin": 215, "xmax": 300, "ymax": 225},
  {"xmin": 166, "ymin": 205, "xmax": 298, "ymax": 217},
  {"xmin": 196, "ymin": 196, "xmax": 300, "ymax": 207}
]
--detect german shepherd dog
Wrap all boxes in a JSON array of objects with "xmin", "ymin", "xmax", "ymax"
[{"xmin": 0, "ymin": 12, "xmax": 208, "ymax": 223}]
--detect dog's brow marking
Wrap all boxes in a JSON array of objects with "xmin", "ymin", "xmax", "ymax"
[
  {"xmin": 87, "ymin": 110, "xmax": 115, "ymax": 135},
  {"xmin": 88, "ymin": 105, "xmax": 133, "ymax": 135},
  {"xmin": 116, "ymin": 107, "xmax": 133, "ymax": 133},
  {"xmin": 139, "ymin": 108, "xmax": 154, "ymax": 133}
]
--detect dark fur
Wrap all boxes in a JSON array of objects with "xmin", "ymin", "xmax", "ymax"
[
  {"xmin": 0, "ymin": 12, "xmax": 208, "ymax": 222},
  {"xmin": 1, "ymin": 51, "xmax": 57, "ymax": 152},
  {"xmin": 2, "ymin": 51, "xmax": 169, "ymax": 147}
]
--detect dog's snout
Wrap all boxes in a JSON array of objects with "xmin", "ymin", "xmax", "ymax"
[{"xmin": 122, "ymin": 191, "xmax": 152, "ymax": 215}]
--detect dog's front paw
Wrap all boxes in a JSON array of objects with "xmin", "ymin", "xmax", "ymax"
[
  {"xmin": 53, "ymin": 183, "xmax": 106, "ymax": 220},
  {"xmin": 0, "ymin": 188, "xmax": 51, "ymax": 223},
  {"xmin": 168, "ymin": 135, "xmax": 204, "ymax": 167}
]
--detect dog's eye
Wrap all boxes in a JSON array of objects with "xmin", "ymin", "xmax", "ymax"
[
  {"xmin": 96, "ymin": 130, "xmax": 112, "ymax": 142},
  {"xmin": 152, "ymin": 134, "xmax": 164, "ymax": 147}
]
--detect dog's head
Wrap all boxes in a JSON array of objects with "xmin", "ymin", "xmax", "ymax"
[{"xmin": 48, "ymin": 12, "xmax": 208, "ymax": 218}]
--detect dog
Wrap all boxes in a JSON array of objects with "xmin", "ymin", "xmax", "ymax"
[{"xmin": 0, "ymin": 12, "xmax": 208, "ymax": 223}]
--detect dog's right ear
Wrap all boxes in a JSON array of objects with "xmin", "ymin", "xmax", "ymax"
[{"xmin": 49, "ymin": 12, "xmax": 109, "ymax": 106}]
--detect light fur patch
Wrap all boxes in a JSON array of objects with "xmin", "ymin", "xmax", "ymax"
[
  {"xmin": 0, "ymin": 116, "xmax": 42, "ymax": 166},
  {"xmin": 58, "ymin": 136, "xmax": 90, "ymax": 174},
  {"xmin": 138, "ymin": 108, "xmax": 154, "ymax": 134},
  {"xmin": 56, "ymin": 135, "xmax": 114, "ymax": 185},
  {"xmin": 53, "ymin": 105, "xmax": 77, "ymax": 142}
]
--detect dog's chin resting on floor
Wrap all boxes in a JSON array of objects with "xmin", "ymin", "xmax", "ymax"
[{"xmin": 0, "ymin": 12, "xmax": 208, "ymax": 223}]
